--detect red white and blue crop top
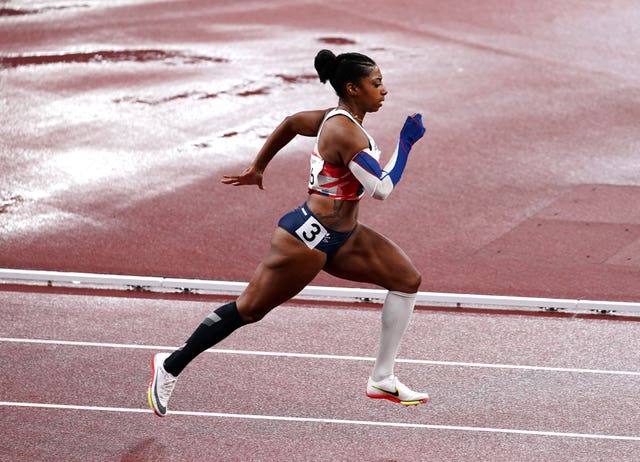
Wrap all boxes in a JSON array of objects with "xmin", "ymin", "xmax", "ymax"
[{"xmin": 307, "ymin": 108, "xmax": 381, "ymax": 200}]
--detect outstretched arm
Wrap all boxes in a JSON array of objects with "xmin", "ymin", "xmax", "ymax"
[
  {"xmin": 221, "ymin": 109, "xmax": 328, "ymax": 189},
  {"xmin": 348, "ymin": 113, "xmax": 426, "ymax": 200}
]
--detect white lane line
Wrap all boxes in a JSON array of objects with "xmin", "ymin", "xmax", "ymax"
[
  {"xmin": 2, "ymin": 336, "xmax": 640, "ymax": 376},
  {"xmin": 1, "ymin": 401, "xmax": 638, "ymax": 441}
]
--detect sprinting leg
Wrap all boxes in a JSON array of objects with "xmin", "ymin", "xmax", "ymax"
[
  {"xmin": 163, "ymin": 301, "xmax": 244, "ymax": 376},
  {"xmin": 148, "ymin": 228, "xmax": 327, "ymax": 417},
  {"xmin": 370, "ymin": 290, "xmax": 416, "ymax": 381},
  {"xmin": 365, "ymin": 291, "xmax": 428, "ymax": 406},
  {"xmin": 323, "ymin": 224, "xmax": 428, "ymax": 405},
  {"xmin": 148, "ymin": 301, "xmax": 244, "ymax": 417}
]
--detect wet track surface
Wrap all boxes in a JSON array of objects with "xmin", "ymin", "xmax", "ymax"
[
  {"xmin": 2, "ymin": 0, "xmax": 640, "ymax": 302},
  {"xmin": 1, "ymin": 2, "xmax": 640, "ymax": 460}
]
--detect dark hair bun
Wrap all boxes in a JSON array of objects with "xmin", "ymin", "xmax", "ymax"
[{"xmin": 314, "ymin": 49, "xmax": 337, "ymax": 84}]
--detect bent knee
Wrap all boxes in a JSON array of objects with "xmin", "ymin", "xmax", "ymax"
[
  {"xmin": 389, "ymin": 269, "xmax": 422, "ymax": 294},
  {"xmin": 405, "ymin": 270, "xmax": 422, "ymax": 293}
]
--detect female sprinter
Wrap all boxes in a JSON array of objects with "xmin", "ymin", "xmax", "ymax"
[{"xmin": 148, "ymin": 49, "xmax": 428, "ymax": 417}]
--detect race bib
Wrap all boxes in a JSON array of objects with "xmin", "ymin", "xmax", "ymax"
[{"xmin": 295, "ymin": 214, "xmax": 328, "ymax": 249}]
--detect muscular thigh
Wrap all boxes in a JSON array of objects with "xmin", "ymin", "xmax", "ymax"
[
  {"xmin": 323, "ymin": 223, "xmax": 421, "ymax": 293},
  {"xmin": 236, "ymin": 228, "xmax": 327, "ymax": 322}
]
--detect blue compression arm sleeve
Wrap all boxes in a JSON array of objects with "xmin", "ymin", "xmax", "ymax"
[{"xmin": 385, "ymin": 113, "xmax": 425, "ymax": 185}]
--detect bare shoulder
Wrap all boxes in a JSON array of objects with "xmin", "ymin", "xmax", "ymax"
[
  {"xmin": 285, "ymin": 108, "xmax": 332, "ymax": 137},
  {"xmin": 319, "ymin": 115, "xmax": 369, "ymax": 165}
]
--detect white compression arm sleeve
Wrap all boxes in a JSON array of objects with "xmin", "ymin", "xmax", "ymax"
[
  {"xmin": 348, "ymin": 148, "xmax": 398, "ymax": 200},
  {"xmin": 347, "ymin": 114, "xmax": 425, "ymax": 200}
]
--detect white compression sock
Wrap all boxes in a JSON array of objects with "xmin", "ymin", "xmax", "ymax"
[{"xmin": 370, "ymin": 290, "xmax": 417, "ymax": 382}]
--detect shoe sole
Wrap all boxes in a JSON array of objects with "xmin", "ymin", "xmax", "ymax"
[
  {"xmin": 148, "ymin": 354, "xmax": 167, "ymax": 417},
  {"xmin": 366, "ymin": 391, "xmax": 429, "ymax": 406}
]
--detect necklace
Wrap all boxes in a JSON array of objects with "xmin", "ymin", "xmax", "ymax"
[{"xmin": 337, "ymin": 104, "xmax": 363, "ymax": 124}]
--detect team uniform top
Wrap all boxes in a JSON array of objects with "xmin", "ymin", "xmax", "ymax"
[{"xmin": 307, "ymin": 108, "xmax": 381, "ymax": 200}]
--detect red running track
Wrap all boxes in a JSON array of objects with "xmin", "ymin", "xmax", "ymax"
[
  {"xmin": 2, "ymin": 1, "xmax": 640, "ymax": 460},
  {"xmin": 1, "ymin": 287, "xmax": 640, "ymax": 461},
  {"xmin": 2, "ymin": 1, "xmax": 640, "ymax": 302}
]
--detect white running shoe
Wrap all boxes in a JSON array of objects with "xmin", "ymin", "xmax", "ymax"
[
  {"xmin": 366, "ymin": 375, "xmax": 429, "ymax": 406},
  {"xmin": 148, "ymin": 352, "xmax": 178, "ymax": 417}
]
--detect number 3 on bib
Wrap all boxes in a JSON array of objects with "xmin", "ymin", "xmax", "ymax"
[{"xmin": 295, "ymin": 215, "xmax": 328, "ymax": 249}]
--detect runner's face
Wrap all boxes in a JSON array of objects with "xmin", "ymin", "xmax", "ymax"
[{"xmin": 356, "ymin": 66, "xmax": 387, "ymax": 113}]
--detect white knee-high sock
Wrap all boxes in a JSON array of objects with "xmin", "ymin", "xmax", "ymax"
[{"xmin": 371, "ymin": 290, "xmax": 417, "ymax": 382}]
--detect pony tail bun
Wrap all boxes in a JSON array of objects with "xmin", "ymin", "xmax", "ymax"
[{"xmin": 314, "ymin": 49, "xmax": 337, "ymax": 84}]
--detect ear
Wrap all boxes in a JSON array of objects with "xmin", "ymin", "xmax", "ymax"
[{"xmin": 345, "ymin": 82, "xmax": 358, "ymax": 96}]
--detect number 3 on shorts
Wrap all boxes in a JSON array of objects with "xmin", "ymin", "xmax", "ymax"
[{"xmin": 295, "ymin": 215, "xmax": 328, "ymax": 249}]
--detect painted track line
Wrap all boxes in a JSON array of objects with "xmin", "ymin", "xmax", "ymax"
[
  {"xmin": 1, "ymin": 400, "xmax": 639, "ymax": 441},
  {"xmin": 2, "ymin": 336, "xmax": 640, "ymax": 377}
]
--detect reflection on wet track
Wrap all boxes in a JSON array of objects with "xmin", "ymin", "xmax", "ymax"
[
  {"xmin": 2, "ymin": 0, "xmax": 640, "ymax": 302},
  {"xmin": 0, "ymin": 49, "xmax": 228, "ymax": 68}
]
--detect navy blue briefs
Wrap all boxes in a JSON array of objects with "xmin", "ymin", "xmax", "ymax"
[{"xmin": 278, "ymin": 203, "xmax": 354, "ymax": 259}]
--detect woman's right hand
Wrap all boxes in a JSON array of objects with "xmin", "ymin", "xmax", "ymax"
[
  {"xmin": 221, "ymin": 166, "xmax": 264, "ymax": 189},
  {"xmin": 400, "ymin": 113, "xmax": 426, "ymax": 147}
]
